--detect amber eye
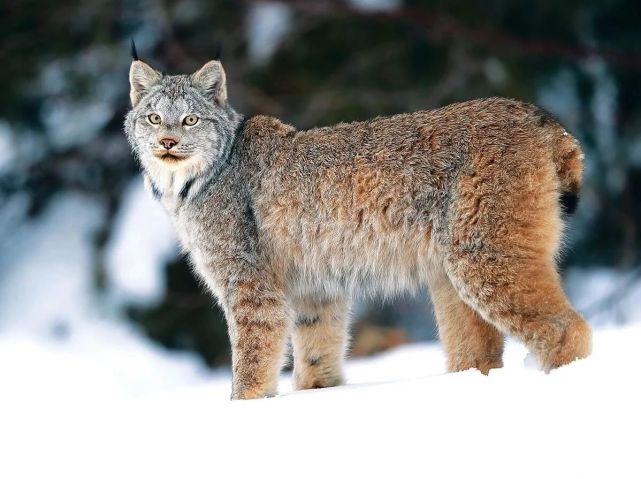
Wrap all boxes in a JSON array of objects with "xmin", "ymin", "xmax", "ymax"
[
  {"xmin": 147, "ymin": 113, "xmax": 161, "ymax": 125},
  {"xmin": 183, "ymin": 114, "xmax": 199, "ymax": 126}
]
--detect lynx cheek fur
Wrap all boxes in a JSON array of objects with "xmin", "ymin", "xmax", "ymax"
[{"xmin": 125, "ymin": 55, "xmax": 592, "ymax": 400}]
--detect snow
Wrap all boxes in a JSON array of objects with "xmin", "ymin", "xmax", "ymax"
[
  {"xmin": 105, "ymin": 178, "xmax": 178, "ymax": 305},
  {"xmin": 347, "ymin": 0, "xmax": 401, "ymax": 13},
  {"xmin": 0, "ymin": 191, "xmax": 200, "ymax": 388},
  {"xmin": 0, "ymin": 191, "xmax": 639, "ymax": 478},
  {"xmin": 567, "ymin": 268, "xmax": 641, "ymax": 325},
  {"xmin": 0, "ymin": 119, "xmax": 15, "ymax": 172},
  {"xmin": 38, "ymin": 48, "xmax": 121, "ymax": 151},
  {"xmin": 246, "ymin": 2, "xmax": 292, "ymax": 66},
  {"xmin": 0, "ymin": 322, "xmax": 639, "ymax": 479},
  {"xmin": 0, "ymin": 193, "xmax": 104, "ymax": 337}
]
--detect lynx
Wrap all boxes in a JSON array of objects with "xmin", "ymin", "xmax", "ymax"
[{"xmin": 125, "ymin": 49, "xmax": 592, "ymax": 399}]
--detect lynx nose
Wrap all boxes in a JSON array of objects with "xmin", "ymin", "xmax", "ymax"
[{"xmin": 160, "ymin": 138, "xmax": 178, "ymax": 150}]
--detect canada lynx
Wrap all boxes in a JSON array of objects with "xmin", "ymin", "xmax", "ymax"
[{"xmin": 125, "ymin": 51, "xmax": 592, "ymax": 399}]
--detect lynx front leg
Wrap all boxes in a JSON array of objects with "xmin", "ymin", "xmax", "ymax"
[
  {"xmin": 226, "ymin": 278, "xmax": 290, "ymax": 400},
  {"xmin": 291, "ymin": 298, "xmax": 350, "ymax": 390}
]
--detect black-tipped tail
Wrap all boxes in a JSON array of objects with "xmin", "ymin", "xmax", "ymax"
[
  {"xmin": 560, "ymin": 192, "xmax": 579, "ymax": 215},
  {"xmin": 131, "ymin": 39, "xmax": 139, "ymax": 61}
]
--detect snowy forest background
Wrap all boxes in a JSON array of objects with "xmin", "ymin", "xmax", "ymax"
[{"xmin": 2, "ymin": 0, "xmax": 641, "ymax": 370}]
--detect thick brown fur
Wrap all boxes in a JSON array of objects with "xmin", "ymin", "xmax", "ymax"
[
  {"xmin": 258, "ymin": 100, "xmax": 589, "ymax": 383},
  {"xmin": 126, "ymin": 61, "xmax": 592, "ymax": 400},
  {"xmin": 243, "ymin": 99, "xmax": 589, "ymax": 393}
]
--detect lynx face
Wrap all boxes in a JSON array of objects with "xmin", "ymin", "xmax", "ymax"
[{"xmin": 124, "ymin": 60, "xmax": 237, "ymax": 176}]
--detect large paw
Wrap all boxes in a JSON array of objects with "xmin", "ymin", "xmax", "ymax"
[
  {"xmin": 293, "ymin": 359, "xmax": 344, "ymax": 390},
  {"xmin": 231, "ymin": 384, "xmax": 277, "ymax": 400},
  {"xmin": 539, "ymin": 318, "xmax": 592, "ymax": 372}
]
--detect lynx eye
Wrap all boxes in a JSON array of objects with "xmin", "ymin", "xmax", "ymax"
[
  {"xmin": 183, "ymin": 114, "xmax": 200, "ymax": 126},
  {"xmin": 147, "ymin": 113, "xmax": 161, "ymax": 125}
]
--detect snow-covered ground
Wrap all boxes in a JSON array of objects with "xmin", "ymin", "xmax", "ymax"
[
  {"xmin": 1, "ymin": 190, "xmax": 639, "ymax": 478},
  {"xmin": 0, "ymin": 323, "xmax": 639, "ymax": 479}
]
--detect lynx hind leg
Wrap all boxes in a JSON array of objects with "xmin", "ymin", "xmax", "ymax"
[
  {"xmin": 447, "ymin": 257, "xmax": 591, "ymax": 372},
  {"xmin": 445, "ymin": 154, "xmax": 591, "ymax": 371},
  {"xmin": 291, "ymin": 297, "xmax": 350, "ymax": 390},
  {"xmin": 428, "ymin": 268, "xmax": 504, "ymax": 374}
]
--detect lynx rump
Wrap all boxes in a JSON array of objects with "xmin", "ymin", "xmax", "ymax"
[{"xmin": 125, "ymin": 54, "xmax": 591, "ymax": 399}]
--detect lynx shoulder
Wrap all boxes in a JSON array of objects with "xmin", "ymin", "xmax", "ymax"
[{"xmin": 125, "ymin": 54, "xmax": 591, "ymax": 400}]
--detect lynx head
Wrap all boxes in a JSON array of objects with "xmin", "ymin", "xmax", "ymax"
[{"xmin": 124, "ymin": 46, "xmax": 241, "ymax": 183}]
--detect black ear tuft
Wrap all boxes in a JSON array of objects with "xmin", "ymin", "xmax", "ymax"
[
  {"xmin": 214, "ymin": 42, "xmax": 223, "ymax": 61},
  {"xmin": 131, "ymin": 39, "xmax": 139, "ymax": 61}
]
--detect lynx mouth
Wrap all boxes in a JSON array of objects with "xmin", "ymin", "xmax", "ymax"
[{"xmin": 154, "ymin": 152, "xmax": 187, "ymax": 162}]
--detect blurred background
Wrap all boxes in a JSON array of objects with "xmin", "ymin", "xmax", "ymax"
[{"xmin": 2, "ymin": 0, "xmax": 641, "ymax": 376}]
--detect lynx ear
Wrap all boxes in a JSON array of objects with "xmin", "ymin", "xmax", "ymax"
[
  {"xmin": 192, "ymin": 60, "xmax": 227, "ymax": 105},
  {"xmin": 129, "ymin": 60, "xmax": 162, "ymax": 106}
]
